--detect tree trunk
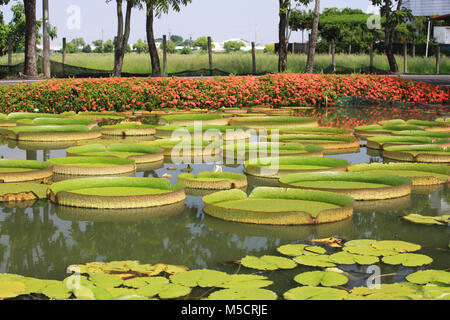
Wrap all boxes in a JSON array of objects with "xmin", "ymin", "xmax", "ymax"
[
  {"xmin": 348, "ymin": 43, "xmax": 352, "ymax": 55},
  {"xmin": 24, "ymin": 0, "xmax": 38, "ymax": 77},
  {"xmin": 278, "ymin": 0, "xmax": 288, "ymax": 73},
  {"xmin": 383, "ymin": 0, "xmax": 401, "ymax": 73},
  {"xmin": 331, "ymin": 39, "xmax": 336, "ymax": 73},
  {"xmin": 113, "ymin": 0, "xmax": 132, "ymax": 77},
  {"xmin": 305, "ymin": 0, "xmax": 320, "ymax": 73},
  {"xmin": 146, "ymin": 4, "xmax": 161, "ymax": 76}
]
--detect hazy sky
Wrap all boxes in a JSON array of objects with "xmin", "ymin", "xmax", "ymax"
[{"xmin": 1, "ymin": 0, "xmax": 377, "ymax": 46}]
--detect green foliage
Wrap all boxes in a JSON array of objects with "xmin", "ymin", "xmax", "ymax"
[
  {"xmin": 193, "ymin": 36, "xmax": 213, "ymax": 51},
  {"xmin": 133, "ymin": 39, "xmax": 148, "ymax": 54},
  {"xmin": 224, "ymin": 41, "xmax": 244, "ymax": 53}
]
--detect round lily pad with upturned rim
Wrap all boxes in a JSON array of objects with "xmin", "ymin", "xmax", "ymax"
[
  {"xmin": 202, "ymin": 187, "xmax": 354, "ymax": 225},
  {"xmin": 66, "ymin": 143, "xmax": 164, "ymax": 164},
  {"xmin": 383, "ymin": 145, "xmax": 450, "ymax": 164},
  {"xmin": 48, "ymin": 156, "xmax": 136, "ymax": 176},
  {"xmin": 348, "ymin": 163, "xmax": 449, "ymax": 186},
  {"xmin": 279, "ymin": 127, "xmax": 354, "ymax": 136},
  {"xmin": 274, "ymin": 134, "xmax": 360, "ymax": 152},
  {"xmin": 177, "ymin": 172, "xmax": 247, "ymax": 190},
  {"xmin": 101, "ymin": 123, "xmax": 157, "ymax": 136},
  {"xmin": 155, "ymin": 124, "xmax": 251, "ymax": 140},
  {"xmin": 279, "ymin": 171, "xmax": 412, "ymax": 200},
  {"xmin": 48, "ymin": 177, "xmax": 186, "ymax": 209},
  {"xmin": 0, "ymin": 159, "xmax": 53, "ymax": 183},
  {"xmin": 366, "ymin": 135, "xmax": 450, "ymax": 150},
  {"xmin": 7, "ymin": 125, "xmax": 101, "ymax": 142},
  {"xmin": 244, "ymin": 156, "xmax": 349, "ymax": 179},
  {"xmin": 229, "ymin": 116, "xmax": 318, "ymax": 129},
  {"xmin": 222, "ymin": 142, "xmax": 324, "ymax": 160},
  {"xmin": 0, "ymin": 183, "xmax": 48, "ymax": 201},
  {"xmin": 159, "ymin": 114, "xmax": 231, "ymax": 126}
]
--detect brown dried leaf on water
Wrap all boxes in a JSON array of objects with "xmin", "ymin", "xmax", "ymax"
[
  {"xmin": 41, "ymin": 178, "xmax": 53, "ymax": 185},
  {"xmin": 3, "ymin": 199, "xmax": 37, "ymax": 208},
  {"xmin": 162, "ymin": 173, "xmax": 172, "ymax": 179},
  {"xmin": 3, "ymin": 192, "xmax": 38, "ymax": 203},
  {"xmin": 311, "ymin": 237, "xmax": 344, "ymax": 248}
]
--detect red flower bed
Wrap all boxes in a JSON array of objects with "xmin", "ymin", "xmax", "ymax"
[{"xmin": 0, "ymin": 74, "xmax": 448, "ymax": 114}]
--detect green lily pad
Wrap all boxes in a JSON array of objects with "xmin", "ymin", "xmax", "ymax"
[
  {"xmin": 123, "ymin": 276, "xmax": 168, "ymax": 289},
  {"xmin": 136, "ymin": 282, "xmax": 191, "ymax": 299},
  {"xmin": 403, "ymin": 214, "xmax": 450, "ymax": 226},
  {"xmin": 372, "ymin": 240, "xmax": 421, "ymax": 253},
  {"xmin": 284, "ymin": 286, "xmax": 348, "ymax": 300},
  {"xmin": 421, "ymin": 283, "xmax": 450, "ymax": 300},
  {"xmin": 41, "ymin": 282, "xmax": 72, "ymax": 300},
  {"xmin": 73, "ymin": 285, "xmax": 114, "ymax": 300},
  {"xmin": 218, "ymin": 274, "xmax": 273, "ymax": 290},
  {"xmin": 329, "ymin": 251, "xmax": 379, "ymax": 265},
  {"xmin": 382, "ymin": 253, "xmax": 433, "ymax": 267},
  {"xmin": 240, "ymin": 255, "xmax": 297, "ymax": 270},
  {"xmin": 89, "ymin": 273, "xmax": 124, "ymax": 288},
  {"xmin": 293, "ymin": 255, "xmax": 336, "ymax": 267},
  {"xmin": 347, "ymin": 282, "xmax": 422, "ymax": 300},
  {"xmin": 0, "ymin": 280, "xmax": 27, "ymax": 299},
  {"xmin": 208, "ymin": 288, "xmax": 277, "ymax": 300},
  {"xmin": 105, "ymin": 287, "xmax": 137, "ymax": 298},
  {"xmin": 406, "ymin": 270, "xmax": 450, "ymax": 285},
  {"xmin": 277, "ymin": 244, "xmax": 327, "ymax": 256},
  {"xmin": 343, "ymin": 245, "xmax": 397, "ymax": 257},
  {"xmin": 63, "ymin": 275, "xmax": 92, "ymax": 290},
  {"xmin": 344, "ymin": 239, "xmax": 377, "ymax": 247},
  {"xmin": 293, "ymin": 271, "xmax": 349, "ymax": 287},
  {"xmin": 170, "ymin": 269, "xmax": 232, "ymax": 288},
  {"xmin": 115, "ymin": 295, "xmax": 152, "ymax": 300}
]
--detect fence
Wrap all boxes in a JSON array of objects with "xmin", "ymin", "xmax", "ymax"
[{"xmin": 0, "ymin": 37, "xmax": 447, "ymax": 79}]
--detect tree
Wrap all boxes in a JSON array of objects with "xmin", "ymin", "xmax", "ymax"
[
  {"xmin": 224, "ymin": 40, "xmax": 244, "ymax": 52},
  {"xmin": 133, "ymin": 38, "xmax": 148, "ymax": 53},
  {"xmin": 304, "ymin": 0, "xmax": 320, "ymax": 73},
  {"xmin": 92, "ymin": 39, "xmax": 104, "ymax": 53},
  {"xmin": 108, "ymin": 0, "xmax": 141, "ymax": 77},
  {"xmin": 23, "ymin": 0, "xmax": 37, "ymax": 76},
  {"xmin": 170, "ymin": 34, "xmax": 183, "ymax": 45},
  {"xmin": 143, "ymin": 0, "xmax": 192, "ymax": 77},
  {"xmin": 82, "ymin": 44, "xmax": 92, "ymax": 53},
  {"xmin": 166, "ymin": 40, "xmax": 176, "ymax": 53},
  {"xmin": 193, "ymin": 36, "xmax": 213, "ymax": 51},
  {"xmin": 278, "ymin": 0, "xmax": 312, "ymax": 73},
  {"xmin": 104, "ymin": 39, "xmax": 114, "ymax": 53},
  {"xmin": 371, "ymin": 0, "xmax": 411, "ymax": 73}
]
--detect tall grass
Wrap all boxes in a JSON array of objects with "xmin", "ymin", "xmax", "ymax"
[{"xmin": 1, "ymin": 52, "xmax": 448, "ymax": 75}]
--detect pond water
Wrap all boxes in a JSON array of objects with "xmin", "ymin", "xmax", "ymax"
[{"xmin": 0, "ymin": 105, "xmax": 449, "ymax": 298}]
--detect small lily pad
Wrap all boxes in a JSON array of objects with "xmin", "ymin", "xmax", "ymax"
[
  {"xmin": 123, "ymin": 276, "xmax": 168, "ymax": 289},
  {"xmin": 382, "ymin": 253, "xmax": 433, "ymax": 267},
  {"xmin": 343, "ymin": 245, "xmax": 397, "ymax": 257},
  {"xmin": 403, "ymin": 214, "xmax": 450, "ymax": 226},
  {"xmin": 347, "ymin": 282, "xmax": 422, "ymax": 300},
  {"xmin": 42, "ymin": 282, "xmax": 72, "ymax": 300},
  {"xmin": 208, "ymin": 288, "xmax": 277, "ymax": 300},
  {"xmin": 219, "ymin": 274, "xmax": 273, "ymax": 290},
  {"xmin": 294, "ymin": 271, "xmax": 349, "ymax": 287},
  {"xmin": 293, "ymin": 255, "xmax": 336, "ymax": 268},
  {"xmin": 344, "ymin": 239, "xmax": 377, "ymax": 247},
  {"xmin": 0, "ymin": 280, "xmax": 27, "ymax": 299},
  {"xmin": 240, "ymin": 255, "xmax": 297, "ymax": 270},
  {"xmin": 329, "ymin": 251, "xmax": 379, "ymax": 265},
  {"xmin": 406, "ymin": 270, "xmax": 450, "ymax": 285},
  {"xmin": 284, "ymin": 286, "xmax": 348, "ymax": 300},
  {"xmin": 136, "ymin": 282, "xmax": 191, "ymax": 299},
  {"xmin": 89, "ymin": 273, "xmax": 124, "ymax": 288},
  {"xmin": 372, "ymin": 240, "xmax": 421, "ymax": 253},
  {"xmin": 170, "ymin": 269, "xmax": 232, "ymax": 288},
  {"xmin": 277, "ymin": 244, "xmax": 326, "ymax": 256}
]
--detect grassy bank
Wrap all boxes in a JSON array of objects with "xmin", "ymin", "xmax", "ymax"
[{"xmin": 1, "ymin": 52, "xmax": 448, "ymax": 75}]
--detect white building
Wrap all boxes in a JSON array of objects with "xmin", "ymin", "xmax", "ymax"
[{"xmin": 402, "ymin": 0, "xmax": 450, "ymax": 16}]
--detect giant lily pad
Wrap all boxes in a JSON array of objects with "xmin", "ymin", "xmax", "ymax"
[
  {"xmin": 177, "ymin": 172, "xmax": 247, "ymax": 190},
  {"xmin": 367, "ymin": 135, "xmax": 449, "ymax": 150},
  {"xmin": 229, "ymin": 116, "xmax": 318, "ymax": 129},
  {"xmin": 101, "ymin": 123, "xmax": 157, "ymax": 136},
  {"xmin": 17, "ymin": 117, "xmax": 96, "ymax": 127},
  {"xmin": 293, "ymin": 271, "xmax": 349, "ymax": 287},
  {"xmin": 0, "ymin": 183, "xmax": 48, "ymax": 202},
  {"xmin": 244, "ymin": 156, "xmax": 349, "ymax": 179},
  {"xmin": 279, "ymin": 172, "xmax": 412, "ymax": 200},
  {"xmin": 275, "ymin": 134, "xmax": 360, "ymax": 153},
  {"xmin": 279, "ymin": 127, "xmax": 354, "ymax": 136},
  {"xmin": 383, "ymin": 145, "xmax": 450, "ymax": 164},
  {"xmin": 7, "ymin": 125, "xmax": 101, "ymax": 142},
  {"xmin": 159, "ymin": 114, "xmax": 231, "ymax": 126},
  {"xmin": 202, "ymin": 187, "xmax": 354, "ymax": 225},
  {"xmin": 155, "ymin": 124, "xmax": 251, "ymax": 140},
  {"xmin": 284, "ymin": 286, "xmax": 348, "ymax": 300},
  {"xmin": 0, "ymin": 159, "xmax": 53, "ymax": 183},
  {"xmin": 382, "ymin": 253, "xmax": 433, "ymax": 267},
  {"xmin": 240, "ymin": 255, "xmax": 297, "ymax": 270},
  {"xmin": 348, "ymin": 163, "xmax": 450, "ymax": 186},
  {"xmin": 49, "ymin": 156, "xmax": 136, "ymax": 176},
  {"xmin": 66, "ymin": 143, "xmax": 164, "ymax": 164},
  {"xmin": 48, "ymin": 177, "xmax": 186, "ymax": 209}
]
